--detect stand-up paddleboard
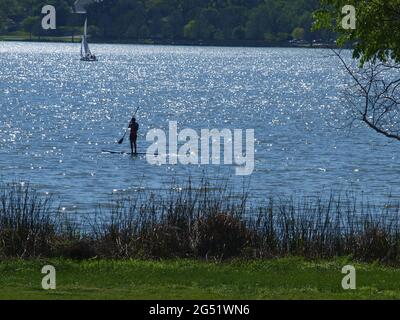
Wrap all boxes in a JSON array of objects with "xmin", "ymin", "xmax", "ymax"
[{"xmin": 101, "ymin": 150, "xmax": 158, "ymax": 156}]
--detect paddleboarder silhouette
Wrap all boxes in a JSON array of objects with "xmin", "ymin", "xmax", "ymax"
[{"xmin": 128, "ymin": 116, "xmax": 139, "ymax": 155}]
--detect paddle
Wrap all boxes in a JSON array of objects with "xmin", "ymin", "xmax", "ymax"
[
  {"xmin": 117, "ymin": 106, "xmax": 140, "ymax": 145},
  {"xmin": 118, "ymin": 131, "xmax": 127, "ymax": 145}
]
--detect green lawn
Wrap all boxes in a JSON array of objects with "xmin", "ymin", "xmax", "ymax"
[{"xmin": 0, "ymin": 257, "xmax": 399, "ymax": 300}]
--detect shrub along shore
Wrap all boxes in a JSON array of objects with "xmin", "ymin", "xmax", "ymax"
[{"xmin": 1, "ymin": 180, "xmax": 400, "ymax": 264}]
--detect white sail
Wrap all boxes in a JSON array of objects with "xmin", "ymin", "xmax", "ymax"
[
  {"xmin": 81, "ymin": 35, "xmax": 91, "ymax": 57},
  {"xmin": 84, "ymin": 18, "xmax": 87, "ymax": 37},
  {"xmin": 81, "ymin": 18, "xmax": 92, "ymax": 57},
  {"xmin": 83, "ymin": 36, "xmax": 91, "ymax": 56},
  {"xmin": 80, "ymin": 18, "xmax": 96, "ymax": 61}
]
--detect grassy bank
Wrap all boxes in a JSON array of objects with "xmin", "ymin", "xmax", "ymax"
[{"xmin": 1, "ymin": 257, "xmax": 399, "ymax": 300}]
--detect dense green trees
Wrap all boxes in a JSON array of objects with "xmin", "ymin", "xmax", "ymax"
[
  {"xmin": 314, "ymin": 0, "xmax": 400, "ymax": 64},
  {"xmin": 0, "ymin": 0, "xmax": 77, "ymax": 37},
  {"xmin": 0, "ymin": 0, "xmax": 328, "ymax": 43}
]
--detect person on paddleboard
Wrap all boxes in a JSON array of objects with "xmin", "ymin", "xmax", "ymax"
[{"xmin": 128, "ymin": 116, "xmax": 139, "ymax": 154}]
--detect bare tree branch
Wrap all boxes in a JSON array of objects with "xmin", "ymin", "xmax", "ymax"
[{"xmin": 334, "ymin": 50, "xmax": 400, "ymax": 141}]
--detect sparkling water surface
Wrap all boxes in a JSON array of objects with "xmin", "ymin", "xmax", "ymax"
[{"xmin": 1, "ymin": 42, "xmax": 399, "ymax": 212}]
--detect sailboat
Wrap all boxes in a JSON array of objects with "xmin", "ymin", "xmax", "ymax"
[{"xmin": 80, "ymin": 18, "xmax": 97, "ymax": 61}]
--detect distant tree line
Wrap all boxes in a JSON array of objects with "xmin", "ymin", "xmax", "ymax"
[
  {"xmin": 0, "ymin": 0, "xmax": 79, "ymax": 39},
  {"xmin": 0, "ymin": 0, "xmax": 333, "ymax": 43}
]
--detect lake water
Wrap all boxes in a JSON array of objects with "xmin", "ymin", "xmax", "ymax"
[{"xmin": 1, "ymin": 42, "xmax": 399, "ymax": 212}]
